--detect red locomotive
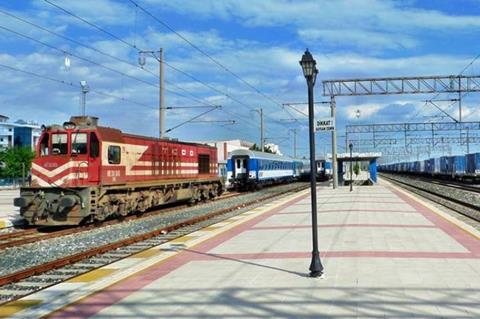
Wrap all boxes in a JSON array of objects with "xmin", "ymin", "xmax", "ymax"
[{"xmin": 14, "ymin": 116, "xmax": 223, "ymax": 226}]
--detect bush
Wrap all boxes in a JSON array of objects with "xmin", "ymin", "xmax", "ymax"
[
  {"xmin": 0, "ymin": 147, "xmax": 35, "ymax": 178},
  {"xmin": 353, "ymin": 162, "xmax": 360, "ymax": 176}
]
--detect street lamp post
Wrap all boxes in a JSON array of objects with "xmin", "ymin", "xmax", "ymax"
[
  {"xmin": 300, "ymin": 49, "xmax": 324, "ymax": 278},
  {"xmin": 349, "ymin": 143, "xmax": 353, "ymax": 192}
]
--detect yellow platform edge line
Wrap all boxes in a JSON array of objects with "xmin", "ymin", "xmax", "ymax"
[
  {"xmin": 0, "ymin": 299, "xmax": 42, "ymax": 318},
  {"xmin": 68, "ymin": 268, "xmax": 117, "ymax": 283}
]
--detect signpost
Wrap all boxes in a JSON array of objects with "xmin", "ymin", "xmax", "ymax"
[{"xmin": 316, "ymin": 117, "xmax": 335, "ymax": 131}]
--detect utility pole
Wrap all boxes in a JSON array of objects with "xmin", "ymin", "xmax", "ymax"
[
  {"xmin": 139, "ymin": 48, "xmax": 165, "ymax": 138},
  {"xmin": 458, "ymin": 76, "xmax": 462, "ymax": 122},
  {"xmin": 159, "ymin": 48, "xmax": 165, "ymax": 138},
  {"xmin": 260, "ymin": 108, "xmax": 264, "ymax": 152},
  {"xmin": 253, "ymin": 108, "xmax": 264, "ymax": 152},
  {"xmin": 291, "ymin": 128, "xmax": 297, "ymax": 158},
  {"xmin": 79, "ymin": 81, "xmax": 89, "ymax": 116},
  {"xmin": 330, "ymin": 96, "xmax": 338, "ymax": 189}
]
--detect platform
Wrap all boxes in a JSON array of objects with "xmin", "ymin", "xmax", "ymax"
[
  {"xmin": 2, "ymin": 181, "xmax": 480, "ymax": 318},
  {"xmin": 0, "ymin": 189, "xmax": 21, "ymax": 229}
]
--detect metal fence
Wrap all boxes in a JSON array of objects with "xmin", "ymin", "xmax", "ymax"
[{"xmin": 0, "ymin": 178, "xmax": 23, "ymax": 188}]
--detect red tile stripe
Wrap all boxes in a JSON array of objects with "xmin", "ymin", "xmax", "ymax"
[
  {"xmin": 278, "ymin": 209, "xmax": 418, "ymax": 215},
  {"xmin": 388, "ymin": 186, "xmax": 480, "ymax": 255},
  {"xmin": 251, "ymin": 224, "xmax": 437, "ymax": 230},
  {"xmin": 200, "ymin": 251, "xmax": 476, "ymax": 260}
]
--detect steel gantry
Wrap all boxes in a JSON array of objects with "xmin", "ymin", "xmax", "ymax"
[
  {"xmin": 323, "ymin": 75, "xmax": 480, "ymax": 97},
  {"xmin": 347, "ymin": 135, "xmax": 480, "ymax": 149},
  {"xmin": 345, "ymin": 121, "xmax": 480, "ymax": 153},
  {"xmin": 321, "ymin": 74, "xmax": 480, "ymax": 186},
  {"xmin": 346, "ymin": 121, "xmax": 480, "ymax": 134}
]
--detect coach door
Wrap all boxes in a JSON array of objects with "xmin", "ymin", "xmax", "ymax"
[
  {"xmin": 233, "ymin": 156, "xmax": 248, "ymax": 179},
  {"xmin": 88, "ymin": 132, "xmax": 100, "ymax": 183}
]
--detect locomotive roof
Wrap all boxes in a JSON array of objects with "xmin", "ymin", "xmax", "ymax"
[
  {"xmin": 229, "ymin": 149, "xmax": 295, "ymax": 162},
  {"xmin": 121, "ymin": 132, "xmax": 215, "ymax": 148},
  {"xmin": 44, "ymin": 116, "xmax": 215, "ymax": 149}
]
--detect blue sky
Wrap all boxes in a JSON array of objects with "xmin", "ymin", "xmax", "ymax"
[{"xmin": 0, "ymin": 0, "xmax": 479, "ymax": 161}]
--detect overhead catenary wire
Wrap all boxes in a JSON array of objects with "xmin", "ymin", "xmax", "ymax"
[
  {"xmin": 0, "ymin": 5, "xmax": 219, "ymax": 105},
  {"xmin": 0, "ymin": 62, "xmax": 156, "ymax": 110},
  {"xmin": 0, "ymin": 23, "xmax": 213, "ymax": 105},
  {"xmin": 0, "ymin": 8, "xmax": 191, "ymax": 97},
  {"xmin": 409, "ymin": 53, "xmax": 480, "ymax": 122},
  {"xmin": 0, "ymin": 60, "xmax": 267, "ymax": 139},
  {"xmin": 0, "ymin": 14, "xmax": 259, "ymax": 131},
  {"xmin": 41, "ymin": 0, "xmax": 298, "ymax": 127},
  {"xmin": 8, "ymin": 0, "xmax": 299, "ymax": 150},
  {"xmin": 129, "ymin": 0, "xmax": 298, "ymax": 121}
]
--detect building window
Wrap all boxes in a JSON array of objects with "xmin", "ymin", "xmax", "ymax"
[
  {"xmin": 108, "ymin": 145, "xmax": 121, "ymax": 164},
  {"xmin": 52, "ymin": 133, "xmax": 68, "ymax": 155}
]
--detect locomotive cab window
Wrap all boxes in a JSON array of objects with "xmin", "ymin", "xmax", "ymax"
[
  {"xmin": 52, "ymin": 133, "xmax": 68, "ymax": 155},
  {"xmin": 198, "ymin": 154, "xmax": 210, "ymax": 174},
  {"xmin": 71, "ymin": 133, "xmax": 87, "ymax": 155},
  {"xmin": 39, "ymin": 133, "xmax": 49, "ymax": 156},
  {"xmin": 90, "ymin": 133, "xmax": 99, "ymax": 158},
  {"xmin": 108, "ymin": 145, "xmax": 121, "ymax": 164}
]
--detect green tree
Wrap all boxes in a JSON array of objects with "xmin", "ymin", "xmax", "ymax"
[
  {"xmin": 353, "ymin": 162, "xmax": 360, "ymax": 176},
  {"xmin": 0, "ymin": 147, "xmax": 35, "ymax": 178},
  {"xmin": 249, "ymin": 143, "xmax": 275, "ymax": 154}
]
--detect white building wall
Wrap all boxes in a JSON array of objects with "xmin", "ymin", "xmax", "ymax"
[{"xmin": 0, "ymin": 117, "xmax": 41, "ymax": 150}]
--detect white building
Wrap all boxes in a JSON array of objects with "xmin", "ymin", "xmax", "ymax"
[{"xmin": 0, "ymin": 115, "xmax": 42, "ymax": 151}]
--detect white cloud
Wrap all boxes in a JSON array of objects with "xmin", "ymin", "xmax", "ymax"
[
  {"xmin": 298, "ymin": 29, "xmax": 418, "ymax": 51},
  {"xmin": 144, "ymin": 0, "xmax": 480, "ymax": 51},
  {"xmin": 145, "ymin": 0, "xmax": 480, "ymax": 30},
  {"xmin": 32, "ymin": 0, "xmax": 134, "ymax": 26}
]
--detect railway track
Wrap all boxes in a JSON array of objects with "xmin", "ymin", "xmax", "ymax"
[
  {"xmin": 0, "ymin": 192, "xmax": 241, "ymax": 250},
  {"xmin": 380, "ymin": 173, "xmax": 480, "ymax": 222},
  {"xmin": 0, "ymin": 183, "xmax": 308, "ymax": 304},
  {"xmin": 427, "ymin": 179, "xmax": 480, "ymax": 194}
]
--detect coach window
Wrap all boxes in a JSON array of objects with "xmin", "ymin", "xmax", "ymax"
[
  {"xmin": 71, "ymin": 133, "xmax": 87, "ymax": 155},
  {"xmin": 108, "ymin": 145, "xmax": 121, "ymax": 164},
  {"xmin": 52, "ymin": 133, "xmax": 68, "ymax": 155},
  {"xmin": 90, "ymin": 133, "xmax": 99, "ymax": 158},
  {"xmin": 39, "ymin": 133, "xmax": 49, "ymax": 156}
]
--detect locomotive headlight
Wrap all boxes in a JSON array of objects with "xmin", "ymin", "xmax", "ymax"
[{"xmin": 63, "ymin": 122, "xmax": 76, "ymax": 130}]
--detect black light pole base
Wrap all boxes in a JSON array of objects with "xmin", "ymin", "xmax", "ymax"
[{"xmin": 309, "ymin": 251, "xmax": 324, "ymax": 277}]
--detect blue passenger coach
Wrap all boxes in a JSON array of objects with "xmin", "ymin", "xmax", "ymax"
[{"xmin": 227, "ymin": 149, "xmax": 301, "ymax": 190}]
